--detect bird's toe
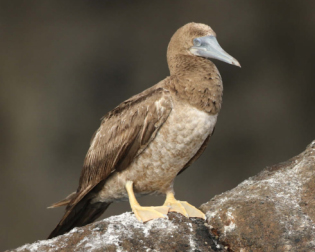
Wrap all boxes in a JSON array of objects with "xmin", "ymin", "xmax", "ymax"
[
  {"xmin": 164, "ymin": 200, "xmax": 189, "ymax": 217},
  {"xmin": 179, "ymin": 201, "xmax": 206, "ymax": 220},
  {"xmin": 132, "ymin": 205, "xmax": 170, "ymax": 223}
]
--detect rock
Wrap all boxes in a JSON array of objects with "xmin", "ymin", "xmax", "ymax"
[
  {"xmin": 200, "ymin": 140, "xmax": 315, "ymax": 251},
  {"xmin": 8, "ymin": 213, "xmax": 225, "ymax": 252},
  {"xmin": 8, "ymin": 141, "xmax": 315, "ymax": 252}
]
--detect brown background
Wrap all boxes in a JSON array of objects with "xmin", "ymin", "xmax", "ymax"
[{"xmin": 1, "ymin": 1, "xmax": 315, "ymax": 250}]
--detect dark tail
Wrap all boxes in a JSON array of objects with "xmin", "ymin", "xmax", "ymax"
[{"xmin": 48, "ymin": 198, "xmax": 111, "ymax": 239}]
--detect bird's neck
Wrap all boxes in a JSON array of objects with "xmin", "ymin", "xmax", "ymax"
[{"xmin": 168, "ymin": 55, "xmax": 223, "ymax": 114}]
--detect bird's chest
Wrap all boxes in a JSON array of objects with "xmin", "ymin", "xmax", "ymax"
[
  {"xmin": 155, "ymin": 103, "xmax": 216, "ymax": 161},
  {"xmin": 132, "ymin": 103, "xmax": 217, "ymax": 192}
]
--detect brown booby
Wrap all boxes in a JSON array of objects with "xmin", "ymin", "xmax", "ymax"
[{"xmin": 48, "ymin": 22, "xmax": 240, "ymax": 239}]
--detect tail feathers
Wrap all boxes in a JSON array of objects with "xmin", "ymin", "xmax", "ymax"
[
  {"xmin": 48, "ymin": 192, "xmax": 77, "ymax": 208},
  {"xmin": 48, "ymin": 199, "xmax": 111, "ymax": 239}
]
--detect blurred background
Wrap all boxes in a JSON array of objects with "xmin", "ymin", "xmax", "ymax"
[{"xmin": 1, "ymin": 0, "xmax": 315, "ymax": 250}]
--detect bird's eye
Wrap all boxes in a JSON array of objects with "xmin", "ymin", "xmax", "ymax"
[{"xmin": 193, "ymin": 38, "xmax": 201, "ymax": 46}]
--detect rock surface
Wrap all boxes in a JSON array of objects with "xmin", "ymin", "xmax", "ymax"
[
  {"xmin": 8, "ymin": 141, "xmax": 315, "ymax": 252},
  {"xmin": 201, "ymin": 140, "xmax": 315, "ymax": 251},
  {"xmin": 9, "ymin": 213, "xmax": 225, "ymax": 252}
]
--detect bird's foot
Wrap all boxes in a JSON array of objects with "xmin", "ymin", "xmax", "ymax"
[
  {"xmin": 131, "ymin": 205, "xmax": 170, "ymax": 223},
  {"xmin": 125, "ymin": 180, "xmax": 170, "ymax": 222},
  {"xmin": 177, "ymin": 201, "xmax": 206, "ymax": 219},
  {"xmin": 163, "ymin": 192, "xmax": 206, "ymax": 220}
]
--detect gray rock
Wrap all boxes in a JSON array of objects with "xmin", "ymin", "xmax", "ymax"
[
  {"xmin": 8, "ymin": 213, "xmax": 224, "ymax": 252},
  {"xmin": 200, "ymin": 140, "xmax": 315, "ymax": 251}
]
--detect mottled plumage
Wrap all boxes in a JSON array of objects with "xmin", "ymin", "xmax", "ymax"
[{"xmin": 48, "ymin": 22, "xmax": 239, "ymax": 238}]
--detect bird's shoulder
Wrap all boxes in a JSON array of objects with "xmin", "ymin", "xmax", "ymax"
[{"xmin": 102, "ymin": 78, "xmax": 172, "ymax": 122}]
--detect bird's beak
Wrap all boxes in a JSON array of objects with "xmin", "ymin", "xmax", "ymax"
[{"xmin": 190, "ymin": 35, "xmax": 241, "ymax": 67}]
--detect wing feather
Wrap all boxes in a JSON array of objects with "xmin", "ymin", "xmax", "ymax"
[
  {"xmin": 53, "ymin": 87, "xmax": 173, "ymax": 227},
  {"xmin": 78, "ymin": 87, "xmax": 173, "ymax": 192}
]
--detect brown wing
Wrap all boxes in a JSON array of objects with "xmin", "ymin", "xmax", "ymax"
[
  {"xmin": 68, "ymin": 87, "xmax": 172, "ymax": 209},
  {"xmin": 48, "ymin": 87, "xmax": 173, "ymax": 238},
  {"xmin": 177, "ymin": 126, "xmax": 215, "ymax": 176},
  {"xmin": 79, "ymin": 87, "xmax": 172, "ymax": 189}
]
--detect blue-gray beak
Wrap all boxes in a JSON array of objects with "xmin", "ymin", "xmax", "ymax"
[{"xmin": 190, "ymin": 35, "xmax": 241, "ymax": 67}]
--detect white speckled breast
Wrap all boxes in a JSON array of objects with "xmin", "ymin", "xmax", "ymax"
[{"xmin": 94, "ymin": 101, "xmax": 217, "ymax": 203}]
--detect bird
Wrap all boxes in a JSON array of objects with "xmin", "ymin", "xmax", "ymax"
[{"xmin": 48, "ymin": 22, "xmax": 240, "ymax": 239}]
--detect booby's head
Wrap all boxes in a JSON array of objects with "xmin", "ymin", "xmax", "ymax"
[{"xmin": 167, "ymin": 22, "xmax": 240, "ymax": 73}]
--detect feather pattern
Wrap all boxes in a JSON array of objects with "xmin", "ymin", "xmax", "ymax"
[
  {"xmin": 48, "ymin": 87, "xmax": 172, "ymax": 237},
  {"xmin": 79, "ymin": 87, "xmax": 173, "ymax": 192}
]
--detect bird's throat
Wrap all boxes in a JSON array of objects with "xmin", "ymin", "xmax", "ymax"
[{"xmin": 168, "ymin": 55, "xmax": 223, "ymax": 114}]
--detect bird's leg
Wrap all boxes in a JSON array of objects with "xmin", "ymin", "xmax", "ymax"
[
  {"xmin": 163, "ymin": 191, "xmax": 206, "ymax": 219},
  {"xmin": 125, "ymin": 181, "xmax": 170, "ymax": 222}
]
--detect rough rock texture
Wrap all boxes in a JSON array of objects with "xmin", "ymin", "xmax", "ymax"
[
  {"xmin": 8, "ymin": 141, "xmax": 315, "ymax": 252},
  {"xmin": 201, "ymin": 140, "xmax": 315, "ymax": 251},
  {"xmin": 9, "ymin": 213, "xmax": 225, "ymax": 252}
]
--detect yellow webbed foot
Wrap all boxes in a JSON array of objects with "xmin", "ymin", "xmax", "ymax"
[
  {"xmin": 177, "ymin": 201, "xmax": 206, "ymax": 219},
  {"xmin": 132, "ymin": 205, "xmax": 170, "ymax": 223},
  {"xmin": 125, "ymin": 181, "xmax": 170, "ymax": 222},
  {"xmin": 163, "ymin": 192, "xmax": 206, "ymax": 220},
  {"xmin": 163, "ymin": 198, "xmax": 189, "ymax": 217}
]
